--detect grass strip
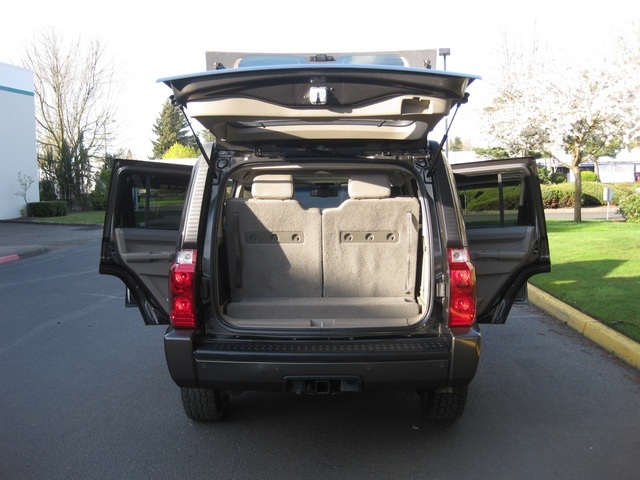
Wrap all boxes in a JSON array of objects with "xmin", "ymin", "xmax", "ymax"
[
  {"xmin": 30, "ymin": 210, "xmax": 105, "ymax": 225},
  {"xmin": 529, "ymin": 220, "xmax": 640, "ymax": 343}
]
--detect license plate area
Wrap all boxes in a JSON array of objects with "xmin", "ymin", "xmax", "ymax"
[{"xmin": 283, "ymin": 376, "xmax": 362, "ymax": 394}]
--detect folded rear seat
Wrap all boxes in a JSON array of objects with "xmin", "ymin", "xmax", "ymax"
[
  {"xmin": 321, "ymin": 174, "xmax": 421, "ymax": 318},
  {"xmin": 225, "ymin": 174, "xmax": 323, "ymax": 318}
]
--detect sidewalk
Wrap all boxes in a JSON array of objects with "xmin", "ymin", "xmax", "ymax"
[{"xmin": 544, "ymin": 204, "xmax": 623, "ymax": 221}]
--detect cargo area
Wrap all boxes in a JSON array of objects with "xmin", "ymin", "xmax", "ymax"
[{"xmin": 216, "ymin": 164, "xmax": 432, "ymax": 329}]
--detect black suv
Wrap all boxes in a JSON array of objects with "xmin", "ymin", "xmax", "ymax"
[{"xmin": 100, "ymin": 51, "xmax": 550, "ymax": 421}]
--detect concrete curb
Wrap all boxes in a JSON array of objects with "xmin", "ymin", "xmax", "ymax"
[
  {"xmin": 0, "ymin": 254, "xmax": 20, "ymax": 264},
  {"xmin": 0, "ymin": 247, "xmax": 50, "ymax": 265},
  {"xmin": 528, "ymin": 283, "xmax": 640, "ymax": 371}
]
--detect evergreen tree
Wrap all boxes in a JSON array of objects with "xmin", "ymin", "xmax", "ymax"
[
  {"xmin": 450, "ymin": 136, "xmax": 464, "ymax": 151},
  {"xmin": 200, "ymin": 129, "xmax": 216, "ymax": 144},
  {"xmin": 90, "ymin": 154, "xmax": 116, "ymax": 210},
  {"xmin": 151, "ymin": 100, "xmax": 195, "ymax": 158}
]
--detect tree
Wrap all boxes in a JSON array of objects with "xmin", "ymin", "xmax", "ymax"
[
  {"xmin": 200, "ymin": 129, "xmax": 216, "ymax": 144},
  {"xmin": 90, "ymin": 154, "xmax": 116, "ymax": 210},
  {"xmin": 483, "ymin": 26, "xmax": 640, "ymax": 222},
  {"xmin": 15, "ymin": 171, "xmax": 35, "ymax": 217},
  {"xmin": 22, "ymin": 28, "xmax": 119, "ymax": 209},
  {"xmin": 537, "ymin": 165, "xmax": 551, "ymax": 185},
  {"xmin": 151, "ymin": 100, "xmax": 198, "ymax": 158},
  {"xmin": 162, "ymin": 142, "xmax": 199, "ymax": 159},
  {"xmin": 450, "ymin": 136, "xmax": 464, "ymax": 151},
  {"xmin": 474, "ymin": 146, "xmax": 510, "ymax": 159}
]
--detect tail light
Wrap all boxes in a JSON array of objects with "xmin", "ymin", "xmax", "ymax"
[
  {"xmin": 447, "ymin": 248, "xmax": 477, "ymax": 328},
  {"xmin": 170, "ymin": 249, "xmax": 197, "ymax": 328}
]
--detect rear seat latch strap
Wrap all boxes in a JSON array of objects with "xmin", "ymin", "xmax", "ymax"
[{"xmin": 231, "ymin": 212, "xmax": 242, "ymax": 288}]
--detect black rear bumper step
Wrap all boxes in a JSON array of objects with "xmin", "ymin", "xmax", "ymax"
[{"xmin": 194, "ymin": 338, "xmax": 450, "ymax": 362}]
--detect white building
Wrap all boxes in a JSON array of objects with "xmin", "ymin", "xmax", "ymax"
[
  {"xmin": 590, "ymin": 150, "xmax": 640, "ymax": 183},
  {"xmin": 560, "ymin": 152, "xmax": 640, "ymax": 183},
  {"xmin": 0, "ymin": 62, "xmax": 38, "ymax": 220}
]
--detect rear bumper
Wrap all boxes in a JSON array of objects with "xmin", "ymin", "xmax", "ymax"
[{"xmin": 164, "ymin": 328, "xmax": 481, "ymax": 392}]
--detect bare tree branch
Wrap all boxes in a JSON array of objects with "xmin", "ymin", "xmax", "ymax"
[{"xmin": 22, "ymin": 27, "xmax": 121, "ymax": 208}]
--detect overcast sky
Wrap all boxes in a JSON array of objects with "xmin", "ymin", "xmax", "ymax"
[{"xmin": 1, "ymin": 0, "xmax": 638, "ymax": 158}]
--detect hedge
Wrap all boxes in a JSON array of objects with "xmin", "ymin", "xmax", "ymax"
[
  {"xmin": 540, "ymin": 182, "xmax": 636, "ymax": 208},
  {"xmin": 27, "ymin": 201, "xmax": 68, "ymax": 217},
  {"xmin": 459, "ymin": 182, "xmax": 637, "ymax": 211},
  {"xmin": 617, "ymin": 194, "xmax": 640, "ymax": 222},
  {"xmin": 462, "ymin": 186, "xmax": 521, "ymax": 211}
]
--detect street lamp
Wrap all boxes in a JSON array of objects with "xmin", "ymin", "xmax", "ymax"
[
  {"xmin": 439, "ymin": 48, "xmax": 451, "ymax": 156},
  {"xmin": 439, "ymin": 48, "xmax": 450, "ymax": 71}
]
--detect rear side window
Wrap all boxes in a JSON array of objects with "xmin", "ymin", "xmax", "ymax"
[
  {"xmin": 116, "ymin": 172, "xmax": 190, "ymax": 230},
  {"xmin": 456, "ymin": 174, "xmax": 528, "ymax": 228}
]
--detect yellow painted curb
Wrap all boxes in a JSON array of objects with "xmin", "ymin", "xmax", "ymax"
[{"xmin": 528, "ymin": 284, "xmax": 640, "ymax": 371}]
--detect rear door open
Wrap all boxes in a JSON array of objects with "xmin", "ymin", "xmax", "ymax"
[
  {"xmin": 99, "ymin": 159, "xmax": 193, "ymax": 325},
  {"xmin": 451, "ymin": 158, "xmax": 550, "ymax": 324},
  {"xmin": 159, "ymin": 56, "xmax": 479, "ymax": 151}
]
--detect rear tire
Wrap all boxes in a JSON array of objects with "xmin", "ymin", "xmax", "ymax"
[
  {"xmin": 419, "ymin": 385, "xmax": 468, "ymax": 420},
  {"xmin": 180, "ymin": 387, "xmax": 230, "ymax": 422}
]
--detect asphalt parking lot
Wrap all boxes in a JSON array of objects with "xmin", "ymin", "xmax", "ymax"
[
  {"xmin": 0, "ymin": 226, "xmax": 638, "ymax": 479},
  {"xmin": 0, "ymin": 220, "xmax": 102, "ymax": 262}
]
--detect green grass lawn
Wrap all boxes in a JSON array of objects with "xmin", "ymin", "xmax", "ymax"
[
  {"xmin": 31, "ymin": 210, "xmax": 105, "ymax": 225},
  {"xmin": 529, "ymin": 220, "xmax": 640, "ymax": 343}
]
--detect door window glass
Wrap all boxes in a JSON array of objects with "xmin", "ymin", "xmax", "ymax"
[
  {"xmin": 456, "ymin": 174, "xmax": 527, "ymax": 228},
  {"xmin": 117, "ymin": 172, "xmax": 189, "ymax": 230}
]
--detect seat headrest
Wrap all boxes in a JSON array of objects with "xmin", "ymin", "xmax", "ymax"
[
  {"xmin": 251, "ymin": 174, "xmax": 294, "ymax": 200},
  {"xmin": 348, "ymin": 174, "xmax": 391, "ymax": 199}
]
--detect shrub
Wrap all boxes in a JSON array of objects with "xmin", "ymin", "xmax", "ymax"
[
  {"xmin": 162, "ymin": 142, "xmax": 199, "ymax": 159},
  {"xmin": 581, "ymin": 171, "xmax": 597, "ymax": 182},
  {"xmin": 27, "ymin": 201, "xmax": 67, "ymax": 217},
  {"xmin": 581, "ymin": 182, "xmax": 607, "ymax": 205},
  {"xmin": 537, "ymin": 165, "xmax": 551, "ymax": 185},
  {"xmin": 550, "ymin": 172, "xmax": 566, "ymax": 184},
  {"xmin": 617, "ymin": 194, "xmax": 640, "ymax": 223},
  {"xmin": 40, "ymin": 180, "xmax": 57, "ymax": 201},
  {"xmin": 541, "ymin": 184, "xmax": 574, "ymax": 208},
  {"xmin": 461, "ymin": 186, "xmax": 521, "ymax": 211},
  {"xmin": 539, "ymin": 182, "xmax": 618, "ymax": 208},
  {"xmin": 89, "ymin": 190, "xmax": 107, "ymax": 211},
  {"xmin": 609, "ymin": 183, "xmax": 639, "ymax": 199},
  {"xmin": 583, "ymin": 182, "xmax": 634, "ymax": 205}
]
